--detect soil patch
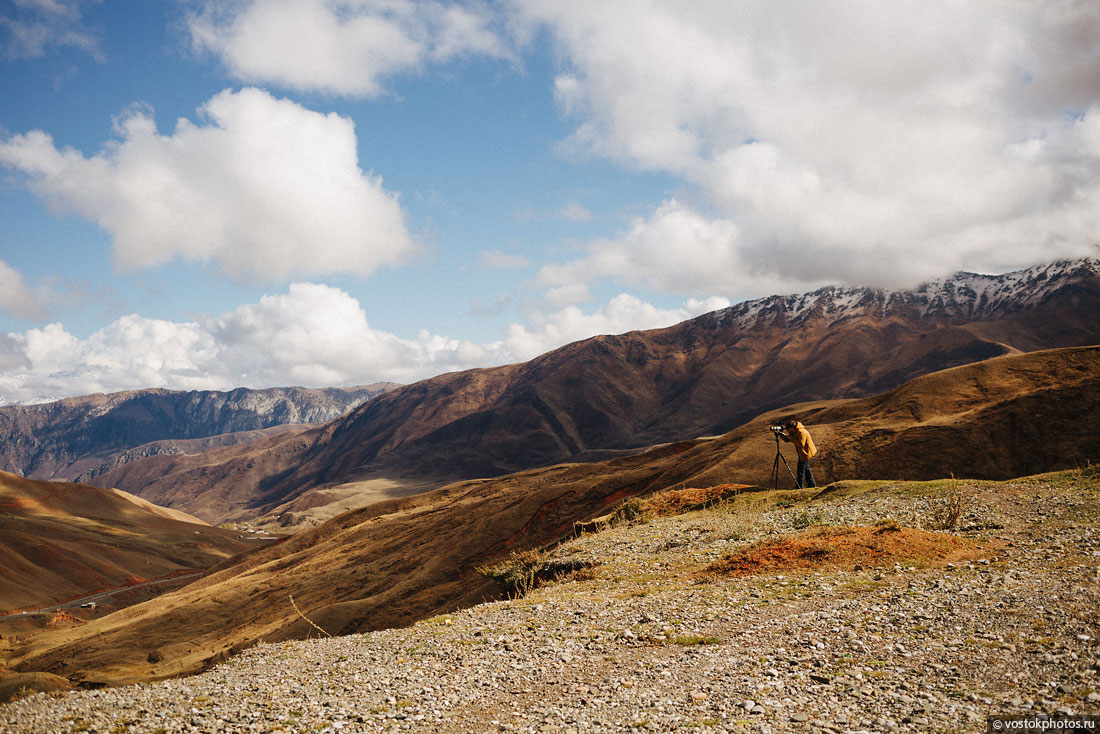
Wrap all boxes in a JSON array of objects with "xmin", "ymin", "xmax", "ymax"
[
  {"xmin": 644, "ymin": 483, "xmax": 752, "ymax": 516},
  {"xmin": 707, "ymin": 523, "xmax": 989, "ymax": 577}
]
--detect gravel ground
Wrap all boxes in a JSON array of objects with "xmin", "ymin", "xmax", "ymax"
[{"xmin": 3, "ymin": 475, "xmax": 1099, "ymax": 733}]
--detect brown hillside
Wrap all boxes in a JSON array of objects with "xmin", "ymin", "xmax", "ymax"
[
  {"xmin": 90, "ymin": 260, "xmax": 1100, "ymax": 525},
  {"xmin": 0, "ymin": 472, "xmax": 252, "ymax": 613},
  {"xmin": 6, "ymin": 345, "xmax": 1098, "ymax": 687}
]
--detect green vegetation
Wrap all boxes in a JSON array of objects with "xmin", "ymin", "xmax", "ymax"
[{"xmin": 670, "ymin": 635, "xmax": 720, "ymax": 646}]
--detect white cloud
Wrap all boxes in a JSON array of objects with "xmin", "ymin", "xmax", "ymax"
[
  {"xmin": 188, "ymin": 0, "xmax": 508, "ymax": 97},
  {"xmin": 517, "ymin": 1, "xmax": 1100, "ymax": 291},
  {"xmin": 0, "ymin": 0, "xmax": 101, "ymax": 61},
  {"xmin": 0, "ymin": 258, "xmax": 46, "ymax": 320},
  {"xmin": 0, "ymin": 283, "xmax": 733, "ymax": 405},
  {"xmin": 535, "ymin": 199, "xmax": 807, "ymax": 299},
  {"xmin": 502, "ymin": 292, "xmax": 729, "ymax": 362},
  {"xmin": 0, "ymin": 88, "xmax": 417, "ymax": 281},
  {"xmin": 0, "ymin": 283, "xmax": 516, "ymax": 405}
]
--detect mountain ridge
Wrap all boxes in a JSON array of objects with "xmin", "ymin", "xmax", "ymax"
[
  {"xmin": 0, "ymin": 383, "xmax": 396, "ymax": 481},
  {"xmin": 36, "ymin": 258, "xmax": 1100, "ymax": 525},
  {"xmin": 716, "ymin": 258, "xmax": 1100, "ymax": 328}
]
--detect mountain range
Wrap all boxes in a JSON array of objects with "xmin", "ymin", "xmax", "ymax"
[
  {"xmin": 63, "ymin": 258, "xmax": 1100, "ymax": 527},
  {"xmin": 0, "ymin": 384, "xmax": 395, "ymax": 483},
  {"xmin": 5, "ymin": 343, "xmax": 1097, "ymax": 687}
]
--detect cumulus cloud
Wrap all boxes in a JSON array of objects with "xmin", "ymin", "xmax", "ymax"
[
  {"xmin": 0, "ymin": 88, "xmax": 416, "ymax": 281},
  {"xmin": 535, "ymin": 199, "xmax": 812, "ymax": 300},
  {"xmin": 0, "ymin": 283, "xmax": 514, "ymax": 405},
  {"xmin": 0, "ymin": 0, "xmax": 101, "ymax": 60},
  {"xmin": 517, "ymin": 1, "xmax": 1100, "ymax": 291},
  {"xmin": 0, "ymin": 283, "xmax": 734, "ymax": 405},
  {"xmin": 502, "ymin": 292, "xmax": 729, "ymax": 362},
  {"xmin": 188, "ymin": 0, "xmax": 508, "ymax": 97}
]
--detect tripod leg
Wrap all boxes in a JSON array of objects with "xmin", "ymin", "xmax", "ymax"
[{"xmin": 780, "ymin": 453, "xmax": 798, "ymax": 487}]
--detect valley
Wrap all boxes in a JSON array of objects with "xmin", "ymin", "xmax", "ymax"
[
  {"xmin": 1, "ymin": 343, "xmax": 1096, "ymax": 698},
  {"xmin": 20, "ymin": 258, "xmax": 1096, "ymax": 532},
  {"xmin": 0, "ymin": 259, "xmax": 1097, "ymax": 725}
]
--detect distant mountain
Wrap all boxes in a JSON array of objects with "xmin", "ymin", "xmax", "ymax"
[
  {"xmin": 9, "ymin": 344, "xmax": 1098, "ymax": 687},
  {"xmin": 86, "ymin": 258, "xmax": 1100, "ymax": 524},
  {"xmin": 0, "ymin": 471, "xmax": 251, "ymax": 614},
  {"xmin": 0, "ymin": 384, "xmax": 396, "ymax": 481}
]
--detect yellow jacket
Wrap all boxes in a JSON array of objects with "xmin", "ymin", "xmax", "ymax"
[{"xmin": 784, "ymin": 422, "xmax": 817, "ymax": 461}]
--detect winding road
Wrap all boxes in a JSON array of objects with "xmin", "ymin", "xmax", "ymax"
[{"xmin": 0, "ymin": 570, "xmax": 206, "ymax": 621}]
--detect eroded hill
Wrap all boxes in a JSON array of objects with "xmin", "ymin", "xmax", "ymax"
[{"xmin": 4, "ymin": 345, "xmax": 1096, "ymax": 689}]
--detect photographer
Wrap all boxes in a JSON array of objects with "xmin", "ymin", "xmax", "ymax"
[{"xmin": 778, "ymin": 419, "xmax": 817, "ymax": 488}]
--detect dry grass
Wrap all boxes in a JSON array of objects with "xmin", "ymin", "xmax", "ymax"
[
  {"xmin": 476, "ymin": 548, "xmax": 599, "ymax": 599},
  {"xmin": 705, "ymin": 524, "xmax": 989, "ymax": 578},
  {"xmin": 925, "ymin": 480, "xmax": 965, "ymax": 530}
]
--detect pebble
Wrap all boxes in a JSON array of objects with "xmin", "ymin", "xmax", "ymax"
[{"xmin": 4, "ymin": 479, "xmax": 1100, "ymax": 732}]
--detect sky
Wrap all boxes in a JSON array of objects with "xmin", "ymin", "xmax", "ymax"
[{"xmin": 1, "ymin": 1, "xmax": 1099, "ymax": 405}]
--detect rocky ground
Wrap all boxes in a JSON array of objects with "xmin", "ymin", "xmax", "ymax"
[{"xmin": 3, "ymin": 471, "xmax": 1099, "ymax": 733}]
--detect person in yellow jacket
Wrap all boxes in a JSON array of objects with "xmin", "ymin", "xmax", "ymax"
[{"xmin": 780, "ymin": 419, "xmax": 817, "ymax": 488}]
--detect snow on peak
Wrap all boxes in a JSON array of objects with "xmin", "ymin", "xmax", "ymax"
[{"xmin": 713, "ymin": 257, "xmax": 1099, "ymax": 329}]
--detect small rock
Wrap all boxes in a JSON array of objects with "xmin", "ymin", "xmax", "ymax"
[
  {"xmin": 790, "ymin": 713, "xmax": 809, "ymax": 722},
  {"xmin": 690, "ymin": 691, "xmax": 708, "ymax": 702}
]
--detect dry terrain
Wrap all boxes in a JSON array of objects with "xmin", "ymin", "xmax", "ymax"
[
  {"xmin": 3, "ymin": 469, "xmax": 1098, "ymax": 731},
  {"xmin": 0, "ymin": 471, "xmax": 253, "ymax": 614},
  {"xmin": 0, "ymin": 346, "xmax": 1096, "ymax": 698},
  {"xmin": 76, "ymin": 260, "xmax": 1100, "ymax": 528}
]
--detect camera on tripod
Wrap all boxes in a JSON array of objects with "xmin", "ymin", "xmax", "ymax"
[{"xmin": 768, "ymin": 424, "xmax": 785, "ymax": 434}]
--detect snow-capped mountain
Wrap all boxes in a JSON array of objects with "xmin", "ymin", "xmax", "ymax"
[{"xmin": 717, "ymin": 258, "xmax": 1100, "ymax": 328}]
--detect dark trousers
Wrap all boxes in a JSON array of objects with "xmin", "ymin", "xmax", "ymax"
[{"xmin": 796, "ymin": 459, "xmax": 816, "ymax": 489}]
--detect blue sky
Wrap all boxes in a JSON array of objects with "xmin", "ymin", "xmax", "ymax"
[{"xmin": 1, "ymin": 1, "xmax": 1098, "ymax": 404}]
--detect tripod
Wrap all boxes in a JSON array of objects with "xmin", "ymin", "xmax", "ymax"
[{"xmin": 769, "ymin": 433, "xmax": 797, "ymax": 490}]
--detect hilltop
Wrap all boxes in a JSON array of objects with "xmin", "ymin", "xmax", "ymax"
[
  {"xmin": 2, "ymin": 345, "xmax": 1096, "ymax": 692},
  {"xmin": 4, "ymin": 469, "xmax": 1098, "ymax": 730}
]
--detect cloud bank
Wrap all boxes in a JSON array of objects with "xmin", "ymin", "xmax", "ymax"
[
  {"xmin": 520, "ymin": 0, "xmax": 1100, "ymax": 293},
  {"xmin": 0, "ymin": 87, "xmax": 416, "ymax": 280},
  {"xmin": 0, "ymin": 283, "xmax": 725, "ymax": 405}
]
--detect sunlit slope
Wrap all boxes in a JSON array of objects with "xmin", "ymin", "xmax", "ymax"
[
  {"xmin": 7, "ymin": 346, "xmax": 1097, "ymax": 687},
  {"xmin": 0, "ymin": 472, "xmax": 252, "ymax": 612}
]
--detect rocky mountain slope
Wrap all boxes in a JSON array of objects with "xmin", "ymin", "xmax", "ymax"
[
  {"xmin": 0, "ymin": 384, "xmax": 395, "ymax": 481},
  {"xmin": 4, "ymin": 345, "xmax": 1096, "ymax": 689},
  {"xmin": 4, "ymin": 469, "xmax": 1098, "ymax": 728},
  {"xmin": 88, "ymin": 259, "xmax": 1100, "ymax": 525},
  {"xmin": 0, "ymin": 471, "xmax": 251, "ymax": 613}
]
